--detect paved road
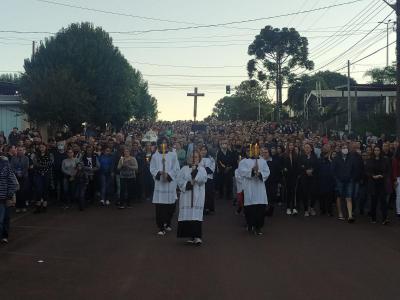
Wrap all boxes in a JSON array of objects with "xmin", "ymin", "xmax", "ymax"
[{"xmin": 1, "ymin": 200, "xmax": 400, "ymax": 300}]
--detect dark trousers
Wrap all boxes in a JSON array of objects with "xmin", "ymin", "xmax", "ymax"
[
  {"xmin": 218, "ymin": 172, "xmax": 233, "ymax": 200},
  {"xmin": 86, "ymin": 176, "xmax": 97, "ymax": 203},
  {"xmin": 15, "ymin": 177, "xmax": 28, "ymax": 209},
  {"xmin": 144, "ymin": 174, "xmax": 154, "ymax": 200},
  {"xmin": 319, "ymin": 191, "xmax": 334, "ymax": 215},
  {"xmin": 75, "ymin": 183, "xmax": 87, "ymax": 210},
  {"xmin": 155, "ymin": 203, "xmax": 175, "ymax": 230},
  {"xmin": 120, "ymin": 178, "xmax": 135, "ymax": 206},
  {"xmin": 266, "ymin": 180, "xmax": 278, "ymax": 206},
  {"xmin": 244, "ymin": 204, "xmax": 266, "ymax": 230},
  {"xmin": 371, "ymin": 190, "xmax": 388, "ymax": 221},
  {"xmin": 63, "ymin": 177, "xmax": 75, "ymax": 206},
  {"xmin": 204, "ymin": 180, "xmax": 215, "ymax": 212},
  {"xmin": 300, "ymin": 178, "xmax": 316, "ymax": 211},
  {"xmin": 34, "ymin": 174, "xmax": 50, "ymax": 204},
  {"xmin": 285, "ymin": 178, "xmax": 297, "ymax": 210},
  {"xmin": 99, "ymin": 173, "xmax": 113, "ymax": 201},
  {"xmin": 0, "ymin": 204, "xmax": 10, "ymax": 239}
]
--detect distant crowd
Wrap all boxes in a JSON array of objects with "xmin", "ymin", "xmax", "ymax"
[{"xmin": 0, "ymin": 120, "xmax": 399, "ymax": 244}]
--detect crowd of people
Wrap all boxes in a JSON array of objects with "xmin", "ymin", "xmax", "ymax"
[{"xmin": 0, "ymin": 120, "xmax": 399, "ymax": 245}]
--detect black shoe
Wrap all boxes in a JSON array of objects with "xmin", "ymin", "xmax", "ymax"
[
  {"xmin": 348, "ymin": 217, "xmax": 355, "ymax": 224},
  {"xmin": 382, "ymin": 219, "xmax": 390, "ymax": 225}
]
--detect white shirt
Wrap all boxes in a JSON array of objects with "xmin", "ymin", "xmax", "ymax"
[
  {"xmin": 150, "ymin": 151, "xmax": 180, "ymax": 204},
  {"xmin": 177, "ymin": 165, "xmax": 208, "ymax": 221},
  {"xmin": 238, "ymin": 158, "xmax": 270, "ymax": 206},
  {"xmin": 199, "ymin": 157, "xmax": 216, "ymax": 180}
]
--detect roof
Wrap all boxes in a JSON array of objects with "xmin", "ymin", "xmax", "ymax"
[
  {"xmin": 0, "ymin": 95, "xmax": 22, "ymax": 105},
  {"xmin": 335, "ymin": 84, "xmax": 396, "ymax": 92}
]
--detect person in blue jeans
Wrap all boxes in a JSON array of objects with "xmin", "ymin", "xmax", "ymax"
[
  {"xmin": 98, "ymin": 147, "xmax": 114, "ymax": 206},
  {"xmin": 332, "ymin": 144, "xmax": 356, "ymax": 223},
  {"xmin": 0, "ymin": 154, "xmax": 18, "ymax": 244}
]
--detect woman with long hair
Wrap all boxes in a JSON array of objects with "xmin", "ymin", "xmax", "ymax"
[
  {"xmin": 366, "ymin": 146, "xmax": 390, "ymax": 224},
  {"xmin": 282, "ymin": 142, "xmax": 299, "ymax": 215},
  {"xmin": 32, "ymin": 143, "xmax": 53, "ymax": 213}
]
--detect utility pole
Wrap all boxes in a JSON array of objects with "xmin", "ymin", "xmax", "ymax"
[
  {"xmin": 32, "ymin": 41, "xmax": 36, "ymax": 58},
  {"xmin": 384, "ymin": 0, "xmax": 400, "ymax": 138},
  {"xmin": 347, "ymin": 60, "xmax": 352, "ymax": 134}
]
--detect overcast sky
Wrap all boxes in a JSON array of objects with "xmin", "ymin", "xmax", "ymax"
[{"xmin": 0, "ymin": 0, "xmax": 395, "ymax": 120}]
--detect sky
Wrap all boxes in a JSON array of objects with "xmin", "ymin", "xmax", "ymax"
[{"xmin": 0, "ymin": 0, "xmax": 396, "ymax": 121}]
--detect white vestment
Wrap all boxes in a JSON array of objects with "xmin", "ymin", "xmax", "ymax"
[
  {"xmin": 150, "ymin": 151, "xmax": 180, "ymax": 204},
  {"xmin": 177, "ymin": 166, "xmax": 208, "ymax": 221},
  {"xmin": 199, "ymin": 157, "xmax": 215, "ymax": 180},
  {"xmin": 238, "ymin": 158, "xmax": 270, "ymax": 206},
  {"xmin": 235, "ymin": 168, "xmax": 244, "ymax": 193}
]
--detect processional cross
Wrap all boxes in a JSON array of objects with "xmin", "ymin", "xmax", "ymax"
[{"xmin": 187, "ymin": 87, "xmax": 205, "ymax": 122}]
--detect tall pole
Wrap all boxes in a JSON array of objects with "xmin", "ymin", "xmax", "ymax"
[
  {"xmin": 32, "ymin": 40, "xmax": 36, "ymax": 58},
  {"xmin": 396, "ymin": 1, "xmax": 400, "ymax": 139},
  {"xmin": 347, "ymin": 60, "xmax": 352, "ymax": 134},
  {"xmin": 387, "ymin": 21, "xmax": 390, "ymax": 67}
]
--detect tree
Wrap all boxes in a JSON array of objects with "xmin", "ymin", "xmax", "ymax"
[
  {"xmin": 132, "ymin": 74, "xmax": 158, "ymax": 121},
  {"xmin": 364, "ymin": 64, "xmax": 396, "ymax": 84},
  {"xmin": 287, "ymin": 71, "xmax": 357, "ymax": 112},
  {"xmin": 20, "ymin": 22, "xmax": 157, "ymax": 132},
  {"xmin": 208, "ymin": 80, "xmax": 273, "ymax": 121},
  {"xmin": 247, "ymin": 26, "xmax": 314, "ymax": 121}
]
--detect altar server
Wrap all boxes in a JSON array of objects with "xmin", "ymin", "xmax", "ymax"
[
  {"xmin": 238, "ymin": 144, "xmax": 270, "ymax": 235},
  {"xmin": 177, "ymin": 151, "xmax": 208, "ymax": 245},
  {"xmin": 150, "ymin": 138, "xmax": 180, "ymax": 236}
]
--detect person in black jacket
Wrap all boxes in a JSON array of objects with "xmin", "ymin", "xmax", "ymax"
[
  {"xmin": 318, "ymin": 144, "xmax": 335, "ymax": 216},
  {"xmin": 332, "ymin": 144, "xmax": 355, "ymax": 223},
  {"xmin": 262, "ymin": 148, "xmax": 280, "ymax": 215},
  {"xmin": 366, "ymin": 146, "xmax": 390, "ymax": 224},
  {"xmin": 282, "ymin": 142, "xmax": 299, "ymax": 215},
  {"xmin": 298, "ymin": 143, "xmax": 319, "ymax": 217},
  {"xmin": 216, "ymin": 140, "xmax": 235, "ymax": 201},
  {"xmin": 350, "ymin": 142, "xmax": 364, "ymax": 215}
]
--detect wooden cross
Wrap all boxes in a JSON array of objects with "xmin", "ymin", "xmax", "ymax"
[{"xmin": 187, "ymin": 87, "xmax": 205, "ymax": 122}]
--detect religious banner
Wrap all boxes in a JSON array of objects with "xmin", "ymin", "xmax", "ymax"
[{"xmin": 142, "ymin": 129, "xmax": 158, "ymax": 142}]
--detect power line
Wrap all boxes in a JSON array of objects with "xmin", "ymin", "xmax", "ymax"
[
  {"xmin": 119, "ymin": 43, "xmax": 248, "ymax": 49},
  {"xmin": 143, "ymin": 74, "xmax": 246, "ymax": 78},
  {"xmin": 34, "ymin": 0, "xmax": 201, "ymax": 25},
  {"xmin": 333, "ymin": 40, "xmax": 396, "ymax": 72},
  {"xmin": 129, "ymin": 60, "xmax": 245, "ymax": 69},
  {"xmin": 310, "ymin": 0, "xmax": 383, "ymax": 58},
  {"xmin": 307, "ymin": 10, "xmax": 393, "ymax": 74},
  {"xmin": 109, "ymin": 0, "xmax": 366, "ymax": 34}
]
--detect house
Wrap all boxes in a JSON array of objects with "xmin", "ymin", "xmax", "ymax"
[{"xmin": 0, "ymin": 81, "xmax": 28, "ymax": 136}]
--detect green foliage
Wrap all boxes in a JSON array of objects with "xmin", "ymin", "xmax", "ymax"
[
  {"xmin": 247, "ymin": 26, "xmax": 314, "ymax": 119},
  {"xmin": 20, "ymin": 22, "xmax": 157, "ymax": 131},
  {"xmin": 287, "ymin": 71, "xmax": 357, "ymax": 112},
  {"xmin": 353, "ymin": 113, "xmax": 396, "ymax": 136},
  {"xmin": 209, "ymin": 80, "xmax": 273, "ymax": 121},
  {"xmin": 364, "ymin": 64, "xmax": 396, "ymax": 84}
]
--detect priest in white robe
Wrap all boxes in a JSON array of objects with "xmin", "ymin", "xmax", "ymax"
[
  {"xmin": 177, "ymin": 151, "xmax": 208, "ymax": 245},
  {"xmin": 199, "ymin": 145, "xmax": 216, "ymax": 215},
  {"xmin": 150, "ymin": 138, "xmax": 180, "ymax": 236},
  {"xmin": 238, "ymin": 144, "xmax": 270, "ymax": 235}
]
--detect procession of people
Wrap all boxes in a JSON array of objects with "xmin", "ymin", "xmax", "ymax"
[{"xmin": 0, "ymin": 120, "xmax": 399, "ymax": 246}]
